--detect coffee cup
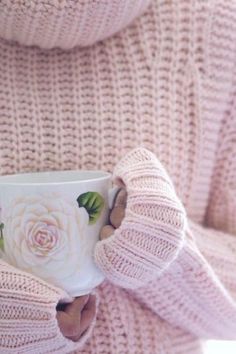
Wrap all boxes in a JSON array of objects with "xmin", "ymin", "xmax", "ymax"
[{"xmin": 0, "ymin": 170, "xmax": 120, "ymax": 296}]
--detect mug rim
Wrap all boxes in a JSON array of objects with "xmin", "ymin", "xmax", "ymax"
[{"xmin": 0, "ymin": 170, "xmax": 111, "ymax": 185}]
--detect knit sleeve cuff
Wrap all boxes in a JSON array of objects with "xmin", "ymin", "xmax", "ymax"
[{"xmin": 95, "ymin": 147, "xmax": 186, "ymax": 289}]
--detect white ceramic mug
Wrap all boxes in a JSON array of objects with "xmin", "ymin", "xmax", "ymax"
[{"xmin": 0, "ymin": 170, "xmax": 120, "ymax": 297}]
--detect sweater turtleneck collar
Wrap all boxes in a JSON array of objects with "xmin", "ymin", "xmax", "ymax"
[{"xmin": 0, "ymin": 0, "xmax": 152, "ymax": 50}]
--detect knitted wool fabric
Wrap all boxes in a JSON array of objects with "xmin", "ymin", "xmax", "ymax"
[
  {"xmin": 0, "ymin": 0, "xmax": 236, "ymax": 353},
  {"xmin": 0, "ymin": 0, "xmax": 151, "ymax": 49},
  {"xmin": 95, "ymin": 148, "xmax": 187, "ymax": 289},
  {"xmin": 0, "ymin": 259, "xmax": 99, "ymax": 353}
]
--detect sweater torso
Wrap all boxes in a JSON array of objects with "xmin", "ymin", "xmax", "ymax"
[{"xmin": 0, "ymin": 0, "xmax": 235, "ymax": 353}]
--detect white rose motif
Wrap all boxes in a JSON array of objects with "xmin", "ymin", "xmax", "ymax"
[{"xmin": 3, "ymin": 193, "xmax": 90, "ymax": 286}]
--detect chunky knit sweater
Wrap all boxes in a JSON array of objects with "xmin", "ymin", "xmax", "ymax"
[{"xmin": 0, "ymin": 0, "xmax": 236, "ymax": 353}]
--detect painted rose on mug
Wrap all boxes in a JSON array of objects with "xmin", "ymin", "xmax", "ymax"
[{"xmin": 2, "ymin": 193, "xmax": 90, "ymax": 285}]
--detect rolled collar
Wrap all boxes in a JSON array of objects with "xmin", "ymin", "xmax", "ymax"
[{"xmin": 0, "ymin": 0, "xmax": 152, "ymax": 49}]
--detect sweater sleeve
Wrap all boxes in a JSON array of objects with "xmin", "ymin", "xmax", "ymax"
[
  {"xmin": 131, "ymin": 102, "xmax": 236, "ymax": 340},
  {"xmin": 95, "ymin": 148, "xmax": 186, "ymax": 289},
  {"xmin": 0, "ymin": 259, "xmax": 98, "ymax": 353},
  {"xmin": 132, "ymin": 221, "xmax": 236, "ymax": 340},
  {"xmin": 95, "ymin": 122, "xmax": 236, "ymax": 339}
]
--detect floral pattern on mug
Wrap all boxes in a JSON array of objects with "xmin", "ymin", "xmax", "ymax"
[
  {"xmin": 77, "ymin": 191, "xmax": 105, "ymax": 225},
  {"xmin": 2, "ymin": 194, "xmax": 90, "ymax": 284}
]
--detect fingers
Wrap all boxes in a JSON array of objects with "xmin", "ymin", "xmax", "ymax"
[
  {"xmin": 64, "ymin": 295, "xmax": 89, "ymax": 316},
  {"xmin": 100, "ymin": 225, "xmax": 114, "ymax": 240},
  {"xmin": 79, "ymin": 294, "xmax": 96, "ymax": 337},
  {"xmin": 110, "ymin": 188, "xmax": 127, "ymax": 229},
  {"xmin": 99, "ymin": 189, "xmax": 126, "ymax": 239},
  {"xmin": 56, "ymin": 295, "xmax": 90, "ymax": 340},
  {"xmin": 110, "ymin": 188, "xmax": 126, "ymax": 228},
  {"xmin": 56, "ymin": 309, "xmax": 80, "ymax": 338},
  {"xmin": 65, "ymin": 295, "xmax": 96, "ymax": 342},
  {"xmin": 113, "ymin": 188, "xmax": 127, "ymax": 208},
  {"xmin": 110, "ymin": 206, "xmax": 125, "ymax": 228}
]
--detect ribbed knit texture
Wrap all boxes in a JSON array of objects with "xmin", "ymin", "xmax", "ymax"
[
  {"xmin": 0, "ymin": 0, "xmax": 236, "ymax": 353},
  {"xmin": 95, "ymin": 148, "xmax": 187, "ymax": 289},
  {"xmin": 0, "ymin": 0, "xmax": 151, "ymax": 49},
  {"xmin": 0, "ymin": 259, "xmax": 99, "ymax": 353}
]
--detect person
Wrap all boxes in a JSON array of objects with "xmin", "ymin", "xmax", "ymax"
[{"xmin": 0, "ymin": 0, "xmax": 236, "ymax": 353}]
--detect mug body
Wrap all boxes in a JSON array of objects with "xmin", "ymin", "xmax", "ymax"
[{"xmin": 0, "ymin": 170, "xmax": 110, "ymax": 296}]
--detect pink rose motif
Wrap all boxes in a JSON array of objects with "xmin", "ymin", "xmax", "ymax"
[
  {"xmin": 2, "ymin": 193, "xmax": 90, "ymax": 286},
  {"xmin": 27, "ymin": 222, "xmax": 61, "ymax": 256}
]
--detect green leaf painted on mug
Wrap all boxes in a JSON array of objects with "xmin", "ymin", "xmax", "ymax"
[{"xmin": 77, "ymin": 192, "xmax": 105, "ymax": 225}]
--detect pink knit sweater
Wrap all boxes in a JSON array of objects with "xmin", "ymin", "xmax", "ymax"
[{"xmin": 0, "ymin": 0, "xmax": 236, "ymax": 353}]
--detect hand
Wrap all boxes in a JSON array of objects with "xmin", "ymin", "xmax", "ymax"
[
  {"xmin": 100, "ymin": 189, "xmax": 127, "ymax": 240},
  {"xmin": 56, "ymin": 294, "xmax": 96, "ymax": 342},
  {"xmin": 94, "ymin": 148, "xmax": 186, "ymax": 289}
]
